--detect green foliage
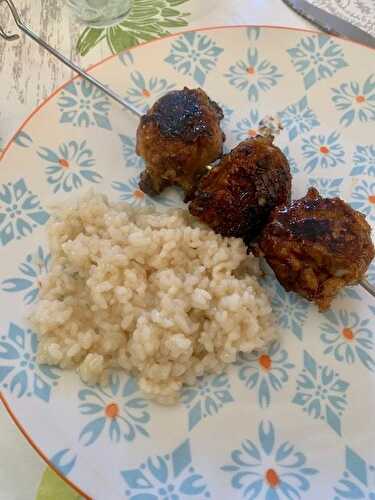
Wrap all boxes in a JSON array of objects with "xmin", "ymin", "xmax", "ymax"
[{"xmin": 77, "ymin": 0, "xmax": 191, "ymax": 56}]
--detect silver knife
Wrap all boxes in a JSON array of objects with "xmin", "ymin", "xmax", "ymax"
[{"xmin": 282, "ymin": 0, "xmax": 375, "ymax": 49}]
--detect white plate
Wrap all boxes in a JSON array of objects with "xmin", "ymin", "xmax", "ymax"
[{"xmin": 0, "ymin": 26, "xmax": 374, "ymax": 499}]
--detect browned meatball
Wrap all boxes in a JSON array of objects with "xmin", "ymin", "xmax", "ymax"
[
  {"xmin": 136, "ymin": 87, "xmax": 224, "ymax": 197},
  {"xmin": 189, "ymin": 135, "xmax": 291, "ymax": 243},
  {"xmin": 259, "ymin": 187, "xmax": 374, "ymax": 310}
]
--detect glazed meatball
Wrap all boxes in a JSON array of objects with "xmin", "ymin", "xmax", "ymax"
[
  {"xmin": 136, "ymin": 87, "xmax": 224, "ymax": 197},
  {"xmin": 189, "ymin": 135, "xmax": 291, "ymax": 243},
  {"xmin": 259, "ymin": 187, "xmax": 374, "ymax": 310}
]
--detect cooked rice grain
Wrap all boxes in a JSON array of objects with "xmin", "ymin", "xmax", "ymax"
[{"xmin": 31, "ymin": 192, "xmax": 276, "ymax": 404}]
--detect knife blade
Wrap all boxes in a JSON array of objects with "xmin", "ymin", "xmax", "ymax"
[{"xmin": 282, "ymin": 0, "xmax": 375, "ymax": 49}]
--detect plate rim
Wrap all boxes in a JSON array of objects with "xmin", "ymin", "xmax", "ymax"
[{"xmin": 0, "ymin": 23, "xmax": 373, "ymax": 499}]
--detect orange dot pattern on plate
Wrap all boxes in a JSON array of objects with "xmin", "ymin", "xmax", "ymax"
[
  {"xmin": 105, "ymin": 403, "xmax": 119, "ymax": 418},
  {"xmin": 247, "ymin": 66, "xmax": 255, "ymax": 75},
  {"xmin": 320, "ymin": 146, "xmax": 329, "ymax": 154},
  {"xmin": 265, "ymin": 468, "xmax": 280, "ymax": 488},
  {"xmin": 142, "ymin": 89, "xmax": 151, "ymax": 97},
  {"xmin": 368, "ymin": 195, "xmax": 375, "ymax": 204},
  {"xmin": 258, "ymin": 354, "xmax": 272, "ymax": 371},
  {"xmin": 342, "ymin": 328, "xmax": 354, "ymax": 341},
  {"xmin": 355, "ymin": 95, "xmax": 365, "ymax": 103},
  {"xmin": 58, "ymin": 159, "xmax": 69, "ymax": 168},
  {"xmin": 133, "ymin": 189, "xmax": 145, "ymax": 199}
]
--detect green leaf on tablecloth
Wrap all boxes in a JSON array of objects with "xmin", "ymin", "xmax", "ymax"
[
  {"xmin": 36, "ymin": 467, "xmax": 82, "ymax": 500},
  {"xmin": 107, "ymin": 25, "xmax": 142, "ymax": 54},
  {"xmin": 76, "ymin": 0, "xmax": 191, "ymax": 56},
  {"xmin": 159, "ymin": 18, "xmax": 190, "ymax": 28},
  {"xmin": 77, "ymin": 27, "xmax": 106, "ymax": 57}
]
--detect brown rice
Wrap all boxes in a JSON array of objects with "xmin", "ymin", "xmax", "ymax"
[{"xmin": 30, "ymin": 192, "xmax": 276, "ymax": 404}]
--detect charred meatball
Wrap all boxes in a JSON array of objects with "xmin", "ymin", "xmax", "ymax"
[
  {"xmin": 189, "ymin": 135, "xmax": 291, "ymax": 243},
  {"xmin": 259, "ymin": 187, "xmax": 374, "ymax": 310},
  {"xmin": 136, "ymin": 87, "xmax": 224, "ymax": 197}
]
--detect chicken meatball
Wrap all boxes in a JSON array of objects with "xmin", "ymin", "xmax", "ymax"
[
  {"xmin": 259, "ymin": 187, "xmax": 374, "ymax": 310},
  {"xmin": 136, "ymin": 87, "xmax": 225, "ymax": 197},
  {"xmin": 189, "ymin": 135, "xmax": 291, "ymax": 243}
]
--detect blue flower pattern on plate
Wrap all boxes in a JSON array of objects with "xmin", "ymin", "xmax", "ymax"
[
  {"xmin": 222, "ymin": 420, "xmax": 318, "ymax": 499},
  {"xmin": 165, "ymin": 32, "xmax": 223, "ymax": 85},
  {"xmin": 368, "ymin": 261, "xmax": 375, "ymax": 286},
  {"xmin": 121, "ymin": 439, "xmax": 211, "ymax": 499},
  {"xmin": 14, "ymin": 130, "xmax": 33, "ymax": 148},
  {"xmin": 302, "ymin": 131, "xmax": 345, "ymax": 173},
  {"xmin": 264, "ymin": 276, "xmax": 309, "ymax": 340},
  {"xmin": 236, "ymin": 342, "xmax": 295, "ymax": 408},
  {"xmin": 119, "ymin": 134, "xmax": 145, "ymax": 170},
  {"xmin": 247, "ymin": 27, "xmax": 261, "ymax": 42},
  {"xmin": 1, "ymin": 246, "xmax": 50, "ymax": 304},
  {"xmin": 331, "ymin": 74, "xmax": 375, "ymax": 127},
  {"xmin": 58, "ymin": 80, "xmax": 112, "ymax": 130},
  {"xmin": 340, "ymin": 287, "xmax": 362, "ymax": 301},
  {"xmin": 0, "ymin": 179, "xmax": 49, "ymax": 246},
  {"xmin": 216, "ymin": 101, "xmax": 234, "ymax": 129},
  {"xmin": 51, "ymin": 448, "xmax": 78, "ymax": 477},
  {"xmin": 320, "ymin": 310, "xmax": 375, "ymax": 371},
  {"xmin": 350, "ymin": 180, "xmax": 375, "ymax": 222},
  {"xmin": 307, "ymin": 177, "xmax": 343, "ymax": 197},
  {"xmin": 225, "ymin": 48, "xmax": 282, "ymax": 102},
  {"xmin": 283, "ymin": 146, "xmax": 299, "ymax": 174},
  {"xmin": 287, "ymin": 35, "xmax": 348, "ymax": 90},
  {"xmin": 232, "ymin": 109, "xmax": 260, "ymax": 141},
  {"xmin": 334, "ymin": 447, "xmax": 375, "ymax": 500},
  {"xmin": 78, "ymin": 374, "xmax": 150, "ymax": 446},
  {"xmin": 38, "ymin": 140, "xmax": 102, "ymax": 193},
  {"xmin": 118, "ymin": 50, "xmax": 134, "ymax": 67},
  {"xmin": 125, "ymin": 71, "xmax": 175, "ymax": 112},
  {"xmin": 293, "ymin": 351, "xmax": 349, "ymax": 435},
  {"xmin": 112, "ymin": 175, "xmax": 175, "ymax": 207},
  {"xmin": 278, "ymin": 95, "xmax": 319, "ymax": 141},
  {"xmin": 181, "ymin": 373, "xmax": 234, "ymax": 431},
  {"xmin": 0, "ymin": 323, "xmax": 60, "ymax": 402},
  {"xmin": 350, "ymin": 144, "xmax": 375, "ymax": 176}
]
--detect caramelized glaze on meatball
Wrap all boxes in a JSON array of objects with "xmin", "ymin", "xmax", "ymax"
[
  {"xmin": 136, "ymin": 87, "xmax": 224, "ymax": 197},
  {"xmin": 189, "ymin": 135, "xmax": 291, "ymax": 243},
  {"xmin": 259, "ymin": 187, "xmax": 374, "ymax": 310}
]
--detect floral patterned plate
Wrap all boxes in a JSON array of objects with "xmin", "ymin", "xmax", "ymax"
[{"xmin": 0, "ymin": 26, "xmax": 374, "ymax": 500}]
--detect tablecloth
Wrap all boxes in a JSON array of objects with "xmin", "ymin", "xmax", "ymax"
[{"xmin": 0, "ymin": 0, "xmax": 372, "ymax": 498}]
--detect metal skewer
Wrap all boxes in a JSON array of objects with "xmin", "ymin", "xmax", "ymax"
[
  {"xmin": 0, "ymin": 0, "xmax": 142, "ymax": 118},
  {"xmin": 1, "ymin": 0, "xmax": 374, "ymax": 299},
  {"xmin": 359, "ymin": 278, "xmax": 375, "ymax": 297}
]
